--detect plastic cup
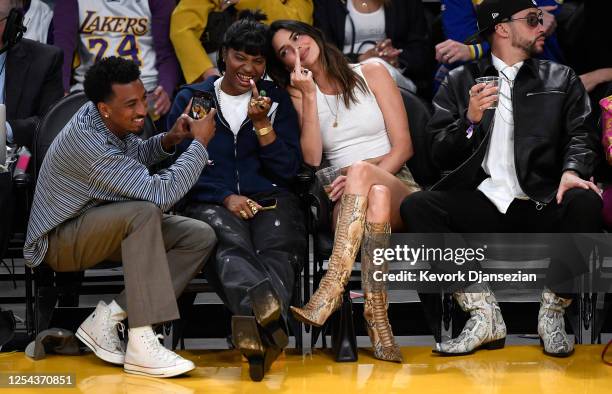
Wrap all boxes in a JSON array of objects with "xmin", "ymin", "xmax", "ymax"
[
  {"xmin": 146, "ymin": 92, "xmax": 160, "ymax": 122},
  {"xmin": 315, "ymin": 166, "xmax": 341, "ymax": 199},
  {"xmin": 475, "ymin": 76, "xmax": 500, "ymax": 109}
]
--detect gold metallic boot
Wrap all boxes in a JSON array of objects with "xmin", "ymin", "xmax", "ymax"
[
  {"xmin": 362, "ymin": 222, "xmax": 403, "ymax": 363},
  {"xmin": 291, "ymin": 194, "xmax": 367, "ymax": 327}
]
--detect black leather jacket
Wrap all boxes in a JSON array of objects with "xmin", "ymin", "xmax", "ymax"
[{"xmin": 428, "ymin": 56, "xmax": 599, "ymax": 205}]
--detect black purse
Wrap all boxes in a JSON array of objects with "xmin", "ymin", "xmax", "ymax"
[{"xmin": 331, "ymin": 291, "xmax": 358, "ymax": 362}]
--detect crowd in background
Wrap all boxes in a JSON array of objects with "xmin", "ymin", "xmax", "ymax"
[
  {"xmin": 2, "ymin": 0, "xmax": 612, "ymax": 382},
  {"xmin": 11, "ymin": 0, "xmax": 610, "ymax": 126}
]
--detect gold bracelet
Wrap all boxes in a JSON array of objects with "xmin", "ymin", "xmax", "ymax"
[{"xmin": 256, "ymin": 126, "xmax": 273, "ymax": 137}]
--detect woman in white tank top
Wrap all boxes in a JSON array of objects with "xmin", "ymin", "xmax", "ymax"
[{"xmin": 268, "ymin": 20, "xmax": 420, "ymax": 363}]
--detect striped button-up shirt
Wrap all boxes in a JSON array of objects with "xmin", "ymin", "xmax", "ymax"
[{"xmin": 24, "ymin": 101, "xmax": 209, "ymax": 267}]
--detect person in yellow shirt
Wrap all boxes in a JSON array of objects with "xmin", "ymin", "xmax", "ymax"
[{"xmin": 171, "ymin": 0, "xmax": 313, "ymax": 84}]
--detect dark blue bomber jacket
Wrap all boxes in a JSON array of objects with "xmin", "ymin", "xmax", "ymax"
[{"xmin": 167, "ymin": 76, "xmax": 302, "ymax": 205}]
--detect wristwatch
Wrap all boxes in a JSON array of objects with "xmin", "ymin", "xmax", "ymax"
[{"xmin": 255, "ymin": 126, "xmax": 273, "ymax": 137}]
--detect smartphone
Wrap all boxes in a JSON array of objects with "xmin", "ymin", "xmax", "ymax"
[
  {"xmin": 190, "ymin": 91, "xmax": 215, "ymax": 120},
  {"xmin": 258, "ymin": 198, "xmax": 277, "ymax": 211}
]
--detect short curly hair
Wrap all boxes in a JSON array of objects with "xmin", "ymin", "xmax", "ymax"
[{"xmin": 84, "ymin": 57, "xmax": 141, "ymax": 104}]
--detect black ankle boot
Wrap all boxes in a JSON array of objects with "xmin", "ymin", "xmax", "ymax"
[
  {"xmin": 248, "ymin": 279, "xmax": 289, "ymax": 349},
  {"xmin": 232, "ymin": 316, "xmax": 266, "ymax": 381},
  {"xmin": 231, "ymin": 315, "xmax": 283, "ymax": 382}
]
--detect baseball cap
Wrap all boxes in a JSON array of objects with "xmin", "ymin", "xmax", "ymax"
[{"xmin": 465, "ymin": 0, "xmax": 539, "ymax": 44}]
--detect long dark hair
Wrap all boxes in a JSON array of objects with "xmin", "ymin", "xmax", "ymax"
[{"xmin": 266, "ymin": 20, "xmax": 368, "ymax": 108}]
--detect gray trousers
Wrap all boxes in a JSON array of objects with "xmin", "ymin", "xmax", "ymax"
[{"xmin": 44, "ymin": 201, "xmax": 216, "ymax": 327}]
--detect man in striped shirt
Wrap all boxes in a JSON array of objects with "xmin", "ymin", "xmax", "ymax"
[{"xmin": 24, "ymin": 57, "xmax": 217, "ymax": 378}]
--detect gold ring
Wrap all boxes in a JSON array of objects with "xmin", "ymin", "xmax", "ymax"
[
  {"xmin": 246, "ymin": 200, "xmax": 258, "ymax": 213},
  {"xmin": 239, "ymin": 210, "xmax": 248, "ymax": 219}
]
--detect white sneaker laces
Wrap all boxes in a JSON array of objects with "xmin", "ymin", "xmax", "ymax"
[
  {"xmin": 103, "ymin": 319, "xmax": 125, "ymax": 352},
  {"xmin": 142, "ymin": 330, "xmax": 180, "ymax": 363}
]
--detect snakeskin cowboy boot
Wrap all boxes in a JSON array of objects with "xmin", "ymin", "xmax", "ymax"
[
  {"xmin": 361, "ymin": 221, "xmax": 402, "ymax": 362},
  {"xmin": 434, "ymin": 283, "xmax": 506, "ymax": 356},
  {"xmin": 538, "ymin": 288, "xmax": 574, "ymax": 357},
  {"xmin": 291, "ymin": 194, "xmax": 367, "ymax": 327}
]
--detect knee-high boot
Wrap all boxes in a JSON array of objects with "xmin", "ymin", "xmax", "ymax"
[
  {"xmin": 361, "ymin": 221, "xmax": 402, "ymax": 362},
  {"xmin": 291, "ymin": 194, "xmax": 367, "ymax": 327}
]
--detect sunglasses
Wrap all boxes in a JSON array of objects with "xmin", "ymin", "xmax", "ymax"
[{"xmin": 505, "ymin": 11, "xmax": 544, "ymax": 28}]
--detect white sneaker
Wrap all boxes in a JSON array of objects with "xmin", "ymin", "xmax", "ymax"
[
  {"xmin": 124, "ymin": 326, "xmax": 195, "ymax": 378},
  {"xmin": 76, "ymin": 301, "xmax": 126, "ymax": 365}
]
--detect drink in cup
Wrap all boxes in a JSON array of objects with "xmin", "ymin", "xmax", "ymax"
[
  {"xmin": 315, "ymin": 166, "xmax": 341, "ymax": 199},
  {"xmin": 475, "ymin": 76, "xmax": 500, "ymax": 109},
  {"xmin": 146, "ymin": 92, "xmax": 160, "ymax": 122}
]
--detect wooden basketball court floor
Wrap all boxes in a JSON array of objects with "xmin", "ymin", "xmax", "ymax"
[{"xmin": 1, "ymin": 345, "xmax": 611, "ymax": 394}]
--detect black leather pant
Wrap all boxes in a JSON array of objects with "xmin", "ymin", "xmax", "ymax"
[{"xmin": 184, "ymin": 191, "xmax": 306, "ymax": 317}]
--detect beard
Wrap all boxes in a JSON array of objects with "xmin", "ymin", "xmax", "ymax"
[{"xmin": 511, "ymin": 33, "xmax": 546, "ymax": 57}]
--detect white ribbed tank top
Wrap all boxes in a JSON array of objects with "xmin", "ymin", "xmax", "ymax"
[{"xmin": 316, "ymin": 64, "xmax": 391, "ymax": 169}]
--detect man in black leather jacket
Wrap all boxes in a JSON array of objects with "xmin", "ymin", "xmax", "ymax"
[{"xmin": 400, "ymin": 0, "xmax": 602, "ymax": 358}]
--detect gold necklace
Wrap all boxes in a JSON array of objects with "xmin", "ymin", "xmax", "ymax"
[
  {"xmin": 322, "ymin": 93, "xmax": 340, "ymax": 128},
  {"xmin": 361, "ymin": 0, "xmax": 369, "ymax": 9}
]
